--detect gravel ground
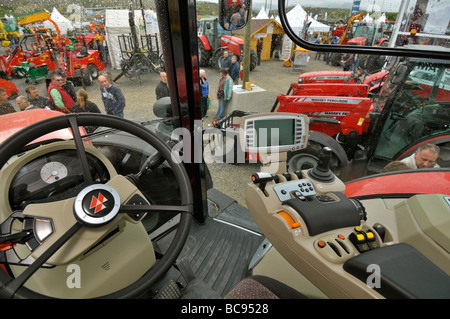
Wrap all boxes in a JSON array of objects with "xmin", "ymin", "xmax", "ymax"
[{"xmin": 6, "ymin": 53, "xmax": 340, "ymax": 207}]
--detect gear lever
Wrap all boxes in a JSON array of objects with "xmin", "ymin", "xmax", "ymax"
[{"xmin": 307, "ymin": 147, "xmax": 335, "ymax": 182}]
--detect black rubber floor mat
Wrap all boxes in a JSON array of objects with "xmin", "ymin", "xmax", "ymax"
[{"xmin": 176, "ymin": 218, "xmax": 265, "ymax": 297}]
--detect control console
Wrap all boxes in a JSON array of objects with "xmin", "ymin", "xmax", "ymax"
[{"xmin": 241, "ymin": 113, "xmax": 450, "ymax": 299}]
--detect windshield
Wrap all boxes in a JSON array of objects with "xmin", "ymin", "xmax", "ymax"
[
  {"xmin": 0, "ymin": 0, "xmax": 450, "ymax": 301},
  {"xmin": 0, "ymin": 0, "xmax": 449, "ymax": 196},
  {"xmin": 2, "ymin": 0, "xmax": 450, "ymax": 195}
]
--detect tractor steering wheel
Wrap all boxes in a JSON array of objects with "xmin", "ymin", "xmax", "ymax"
[{"xmin": 0, "ymin": 113, "xmax": 193, "ymax": 299}]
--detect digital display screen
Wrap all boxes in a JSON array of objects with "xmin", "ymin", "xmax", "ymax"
[{"xmin": 254, "ymin": 119, "xmax": 295, "ymax": 147}]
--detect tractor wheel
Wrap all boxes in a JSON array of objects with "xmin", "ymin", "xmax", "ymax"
[
  {"xmin": 87, "ymin": 64, "xmax": 99, "ymax": 79},
  {"xmin": 250, "ymin": 49, "xmax": 258, "ymax": 71},
  {"xmin": 330, "ymin": 52, "xmax": 342, "ymax": 66},
  {"xmin": 80, "ymin": 68, "xmax": 93, "ymax": 87},
  {"xmin": 214, "ymin": 49, "xmax": 225, "ymax": 69},
  {"xmin": 198, "ymin": 42, "xmax": 210, "ymax": 67}
]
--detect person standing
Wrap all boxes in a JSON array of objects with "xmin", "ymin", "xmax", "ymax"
[
  {"xmin": 230, "ymin": 55, "xmax": 240, "ymax": 85},
  {"xmin": 57, "ymin": 70, "xmax": 77, "ymax": 101},
  {"xmin": 155, "ymin": 71, "xmax": 170, "ymax": 100},
  {"xmin": 0, "ymin": 88, "xmax": 16, "ymax": 115},
  {"xmin": 48, "ymin": 72, "xmax": 74, "ymax": 113},
  {"xmin": 72, "ymin": 89, "xmax": 101, "ymax": 133},
  {"xmin": 199, "ymin": 69, "xmax": 209, "ymax": 119},
  {"xmin": 25, "ymin": 85, "xmax": 52, "ymax": 109},
  {"xmin": 215, "ymin": 68, "xmax": 233, "ymax": 120},
  {"xmin": 98, "ymin": 73, "xmax": 126, "ymax": 118},
  {"xmin": 256, "ymin": 39, "xmax": 262, "ymax": 65},
  {"xmin": 72, "ymin": 89, "xmax": 101, "ymax": 114},
  {"xmin": 220, "ymin": 50, "xmax": 231, "ymax": 71}
]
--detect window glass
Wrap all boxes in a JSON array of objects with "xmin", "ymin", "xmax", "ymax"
[{"xmin": 375, "ymin": 60, "xmax": 450, "ymax": 158}]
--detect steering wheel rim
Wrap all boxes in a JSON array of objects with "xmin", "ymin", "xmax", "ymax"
[{"xmin": 0, "ymin": 113, "xmax": 193, "ymax": 299}]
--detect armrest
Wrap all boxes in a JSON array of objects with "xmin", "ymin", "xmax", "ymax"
[{"xmin": 343, "ymin": 243, "xmax": 450, "ymax": 299}]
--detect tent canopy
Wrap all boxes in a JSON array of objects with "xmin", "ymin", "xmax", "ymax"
[
  {"xmin": 254, "ymin": 7, "xmax": 269, "ymax": 19},
  {"xmin": 105, "ymin": 9, "xmax": 159, "ymax": 70},
  {"xmin": 276, "ymin": 4, "xmax": 330, "ymax": 33},
  {"xmin": 43, "ymin": 7, "xmax": 74, "ymax": 35}
]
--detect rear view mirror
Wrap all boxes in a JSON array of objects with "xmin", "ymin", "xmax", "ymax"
[{"xmin": 219, "ymin": 0, "xmax": 250, "ymax": 30}]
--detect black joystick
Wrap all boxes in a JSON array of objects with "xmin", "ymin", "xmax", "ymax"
[{"xmin": 307, "ymin": 147, "xmax": 335, "ymax": 183}]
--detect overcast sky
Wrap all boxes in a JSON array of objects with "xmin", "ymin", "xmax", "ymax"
[{"xmin": 201, "ymin": 0, "xmax": 403, "ymax": 12}]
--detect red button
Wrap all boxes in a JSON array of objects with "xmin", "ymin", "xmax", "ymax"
[
  {"xmin": 318, "ymin": 240, "xmax": 326, "ymax": 248},
  {"xmin": 338, "ymin": 234, "xmax": 345, "ymax": 240}
]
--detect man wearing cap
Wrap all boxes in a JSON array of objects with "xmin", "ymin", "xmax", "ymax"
[
  {"xmin": 47, "ymin": 71, "xmax": 74, "ymax": 113},
  {"xmin": 58, "ymin": 70, "xmax": 77, "ymax": 101}
]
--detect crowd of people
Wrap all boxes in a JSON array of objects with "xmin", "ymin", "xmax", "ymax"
[
  {"xmin": 0, "ymin": 69, "xmax": 126, "ymax": 119},
  {"xmin": 153, "ymin": 50, "xmax": 238, "ymax": 122}
]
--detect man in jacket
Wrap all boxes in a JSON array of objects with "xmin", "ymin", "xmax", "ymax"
[
  {"xmin": 230, "ymin": 55, "xmax": 240, "ymax": 84},
  {"xmin": 401, "ymin": 144, "xmax": 440, "ymax": 169},
  {"xmin": 98, "ymin": 73, "xmax": 126, "ymax": 117},
  {"xmin": 155, "ymin": 71, "xmax": 170, "ymax": 100},
  {"xmin": 216, "ymin": 68, "xmax": 233, "ymax": 120},
  {"xmin": 48, "ymin": 72, "xmax": 74, "ymax": 113}
]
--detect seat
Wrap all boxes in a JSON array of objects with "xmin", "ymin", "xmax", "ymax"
[{"xmin": 224, "ymin": 275, "xmax": 307, "ymax": 299}]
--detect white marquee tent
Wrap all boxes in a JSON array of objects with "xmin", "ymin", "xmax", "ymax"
[
  {"xmin": 275, "ymin": 4, "xmax": 330, "ymax": 33},
  {"xmin": 42, "ymin": 8, "xmax": 74, "ymax": 35},
  {"xmin": 105, "ymin": 9, "xmax": 159, "ymax": 69},
  {"xmin": 254, "ymin": 7, "xmax": 269, "ymax": 19}
]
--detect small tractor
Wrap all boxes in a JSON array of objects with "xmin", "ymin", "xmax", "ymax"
[{"xmin": 0, "ymin": 16, "xmax": 21, "ymax": 47}]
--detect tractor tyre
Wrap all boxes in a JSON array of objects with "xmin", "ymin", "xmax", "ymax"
[
  {"xmin": 330, "ymin": 52, "xmax": 342, "ymax": 67},
  {"xmin": 81, "ymin": 68, "xmax": 93, "ymax": 87},
  {"xmin": 198, "ymin": 41, "xmax": 210, "ymax": 67},
  {"xmin": 87, "ymin": 64, "xmax": 99, "ymax": 79},
  {"xmin": 214, "ymin": 49, "xmax": 225, "ymax": 69}
]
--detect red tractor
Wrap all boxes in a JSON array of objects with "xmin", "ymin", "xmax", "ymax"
[
  {"xmin": 274, "ymin": 51, "xmax": 450, "ymax": 180},
  {"xmin": 197, "ymin": 18, "xmax": 258, "ymax": 70}
]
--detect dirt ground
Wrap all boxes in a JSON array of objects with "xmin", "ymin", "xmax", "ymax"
[{"xmin": 7, "ymin": 52, "xmax": 341, "ymax": 207}]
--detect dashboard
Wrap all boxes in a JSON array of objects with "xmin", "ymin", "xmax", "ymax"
[{"xmin": 9, "ymin": 149, "xmax": 110, "ymax": 211}]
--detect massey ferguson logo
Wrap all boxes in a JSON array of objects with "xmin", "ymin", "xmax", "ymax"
[{"xmin": 89, "ymin": 193, "xmax": 108, "ymax": 214}]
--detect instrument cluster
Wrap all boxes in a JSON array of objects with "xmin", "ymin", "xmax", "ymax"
[{"xmin": 8, "ymin": 149, "xmax": 110, "ymax": 210}]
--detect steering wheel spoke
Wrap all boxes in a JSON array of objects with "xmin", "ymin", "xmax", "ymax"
[
  {"xmin": 0, "ymin": 222, "xmax": 82, "ymax": 299},
  {"xmin": 67, "ymin": 115, "xmax": 94, "ymax": 185}
]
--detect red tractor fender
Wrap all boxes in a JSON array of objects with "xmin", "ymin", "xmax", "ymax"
[
  {"xmin": 363, "ymin": 70, "xmax": 389, "ymax": 85},
  {"xmin": 0, "ymin": 109, "xmax": 87, "ymax": 145},
  {"xmin": 277, "ymin": 94, "xmax": 373, "ymax": 136},
  {"xmin": 345, "ymin": 169, "xmax": 450, "ymax": 198},
  {"xmin": 198, "ymin": 34, "xmax": 211, "ymax": 51}
]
